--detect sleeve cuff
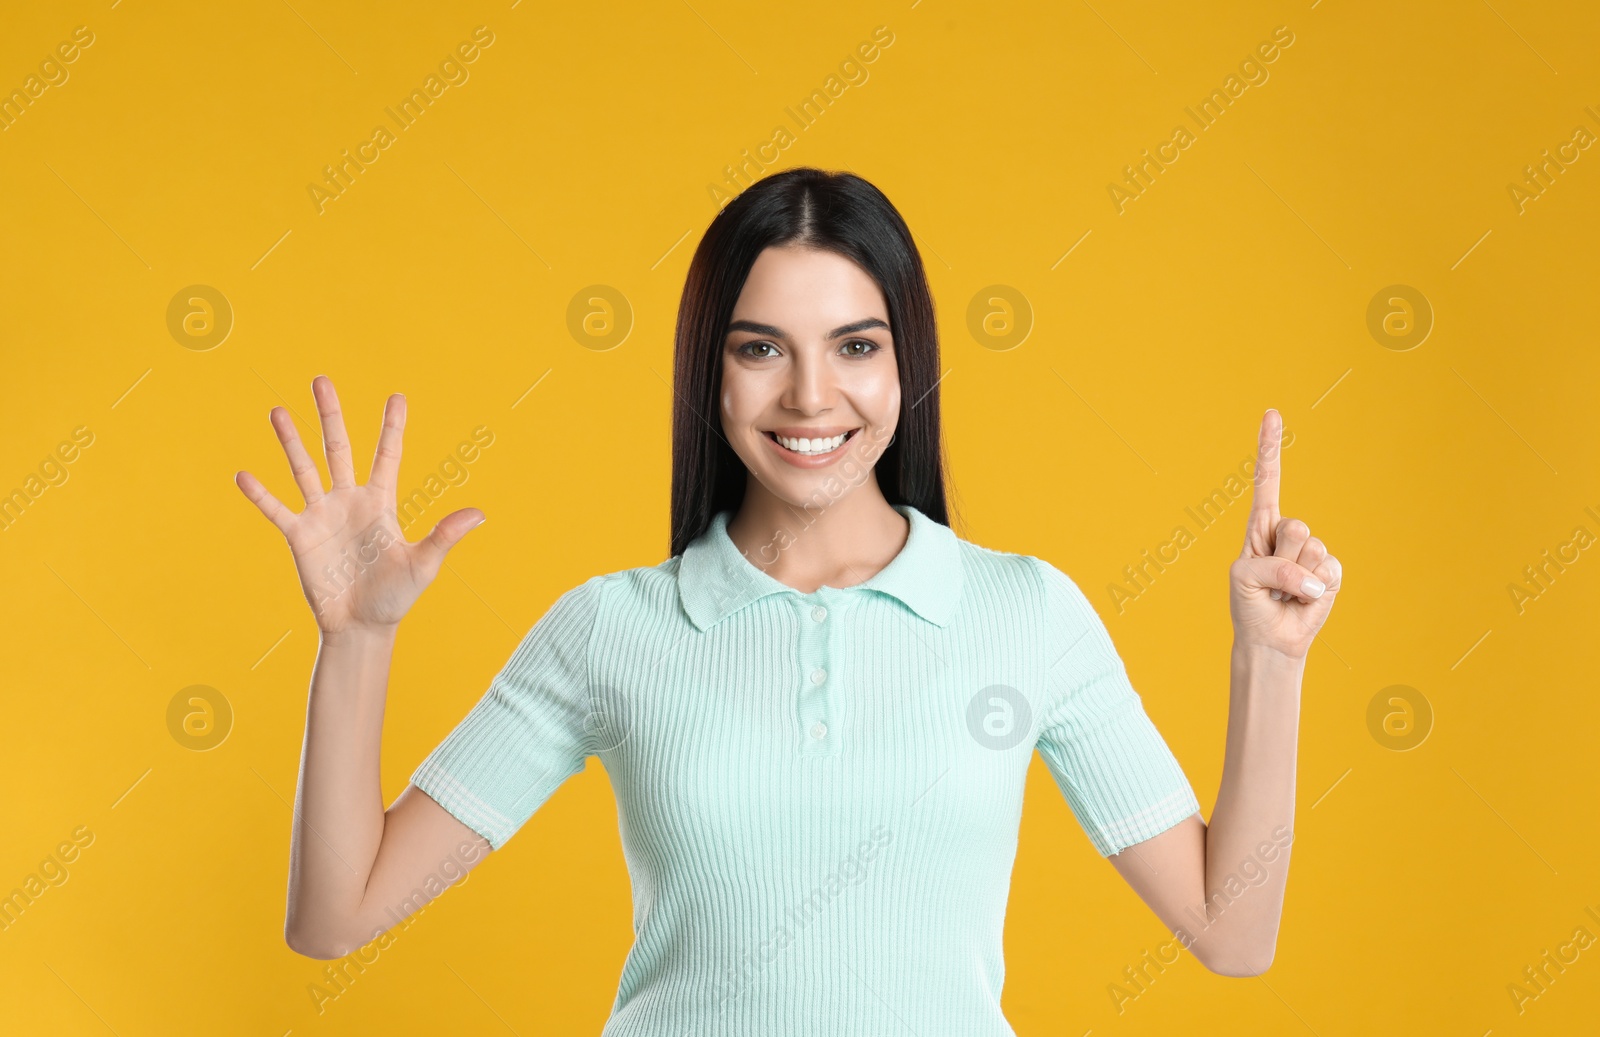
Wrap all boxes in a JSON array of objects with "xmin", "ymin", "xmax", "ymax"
[
  {"xmin": 410, "ymin": 761, "xmax": 519, "ymax": 851},
  {"xmin": 1086, "ymin": 785, "xmax": 1201, "ymax": 857}
]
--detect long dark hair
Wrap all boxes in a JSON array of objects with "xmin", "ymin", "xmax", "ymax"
[{"xmin": 668, "ymin": 166, "xmax": 954, "ymax": 558}]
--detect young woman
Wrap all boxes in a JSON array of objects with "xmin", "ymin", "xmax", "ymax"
[{"xmin": 237, "ymin": 166, "xmax": 1341, "ymax": 1034}]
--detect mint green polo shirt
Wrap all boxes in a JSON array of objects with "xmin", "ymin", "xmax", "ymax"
[{"xmin": 410, "ymin": 503, "xmax": 1200, "ymax": 1036}]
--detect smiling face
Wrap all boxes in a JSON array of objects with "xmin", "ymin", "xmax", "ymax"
[{"xmin": 720, "ymin": 245, "xmax": 900, "ymax": 511}]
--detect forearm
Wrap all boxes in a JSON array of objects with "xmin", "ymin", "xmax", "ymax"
[
  {"xmin": 1195, "ymin": 641, "xmax": 1303, "ymax": 975},
  {"xmin": 284, "ymin": 626, "xmax": 397, "ymax": 953}
]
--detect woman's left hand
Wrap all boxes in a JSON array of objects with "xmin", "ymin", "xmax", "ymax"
[{"xmin": 1229, "ymin": 408, "xmax": 1342, "ymax": 662}]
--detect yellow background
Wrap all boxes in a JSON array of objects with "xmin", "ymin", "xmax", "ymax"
[{"xmin": 2, "ymin": 0, "xmax": 1597, "ymax": 1033}]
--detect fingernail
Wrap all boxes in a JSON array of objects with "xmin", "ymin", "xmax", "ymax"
[
  {"xmin": 1301, "ymin": 576, "xmax": 1325, "ymax": 598},
  {"xmin": 1270, "ymin": 589, "xmax": 1282, "ymax": 600}
]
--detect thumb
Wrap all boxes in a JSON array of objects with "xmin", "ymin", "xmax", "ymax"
[
  {"xmin": 414, "ymin": 508, "xmax": 486, "ymax": 579},
  {"xmin": 1235, "ymin": 555, "xmax": 1331, "ymax": 602}
]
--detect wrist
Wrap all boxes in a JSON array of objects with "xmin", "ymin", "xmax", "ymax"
[
  {"xmin": 320, "ymin": 624, "xmax": 399, "ymax": 649},
  {"xmin": 1232, "ymin": 639, "xmax": 1306, "ymax": 674}
]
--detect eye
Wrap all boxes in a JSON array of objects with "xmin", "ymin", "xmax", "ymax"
[
  {"xmin": 734, "ymin": 340, "xmax": 778, "ymax": 359},
  {"xmin": 733, "ymin": 338, "xmax": 884, "ymax": 359}
]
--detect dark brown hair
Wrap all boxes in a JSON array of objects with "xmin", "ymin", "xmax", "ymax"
[{"xmin": 668, "ymin": 166, "xmax": 954, "ymax": 557}]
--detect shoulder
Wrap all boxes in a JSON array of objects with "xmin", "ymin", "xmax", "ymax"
[
  {"xmin": 945, "ymin": 531, "xmax": 1111, "ymax": 638},
  {"xmin": 555, "ymin": 557, "xmax": 683, "ymax": 622},
  {"xmin": 944, "ymin": 528, "xmax": 1077, "ymax": 607}
]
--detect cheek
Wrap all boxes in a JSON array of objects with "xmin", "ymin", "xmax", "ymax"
[
  {"xmin": 865, "ymin": 370, "xmax": 900, "ymax": 415},
  {"xmin": 720, "ymin": 386, "xmax": 755, "ymax": 437},
  {"xmin": 721, "ymin": 389, "xmax": 747, "ymax": 429}
]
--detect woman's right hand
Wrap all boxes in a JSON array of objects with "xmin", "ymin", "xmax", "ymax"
[{"xmin": 235, "ymin": 375, "xmax": 486, "ymax": 637}]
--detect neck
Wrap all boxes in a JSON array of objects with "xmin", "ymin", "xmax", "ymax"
[{"xmin": 725, "ymin": 480, "xmax": 908, "ymax": 593}]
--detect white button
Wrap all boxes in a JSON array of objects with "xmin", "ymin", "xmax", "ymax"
[
  {"xmin": 809, "ymin": 722, "xmax": 827, "ymax": 740},
  {"xmin": 811, "ymin": 668, "xmax": 827, "ymax": 685},
  {"xmin": 812, "ymin": 606, "xmax": 828, "ymax": 622}
]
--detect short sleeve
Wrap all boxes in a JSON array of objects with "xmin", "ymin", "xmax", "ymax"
[
  {"xmin": 410, "ymin": 573, "xmax": 610, "ymax": 850},
  {"xmin": 1029, "ymin": 556, "xmax": 1200, "ymax": 857}
]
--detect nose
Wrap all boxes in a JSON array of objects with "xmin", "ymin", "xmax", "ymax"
[{"xmin": 780, "ymin": 347, "xmax": 835, "ymax": 414}]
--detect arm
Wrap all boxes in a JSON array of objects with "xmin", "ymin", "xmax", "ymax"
[
  {"xmin": 1106, "ymin": 408, "xmax": 1340, "ymax": 976},
  {"xmin": 233, "ymin": 376, "xmax": 492, "ymax": 959},
  {"xmin": 284, "ymin": 627, "xmax": 492, "ymax": 959},
  {"xmin": 1107, "ymin": 644, "xmax": 1302, "ymax": 976}
]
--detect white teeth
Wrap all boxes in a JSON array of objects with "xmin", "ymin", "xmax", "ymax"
[{"xmin": 774, "ymin": 431, "xmax": 849, "ymax": 455}]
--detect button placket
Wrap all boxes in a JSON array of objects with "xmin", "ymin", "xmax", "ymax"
[{"xmin": 794, "ymin": 588, "xmax": 840, "ymax": 754}]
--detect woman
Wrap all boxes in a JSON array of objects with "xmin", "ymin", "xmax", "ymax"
[{"xmin": 236, "ymin": 167, "xmax": 1341, "ymax": 1034}]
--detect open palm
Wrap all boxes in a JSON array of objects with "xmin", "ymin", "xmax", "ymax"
[{"xmin": 234, "ymin": 375, "xmax": 485, "ymax": 636}]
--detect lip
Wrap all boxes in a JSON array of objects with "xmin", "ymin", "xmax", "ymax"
[
  {"xmin": 764, "ymin": 426, "xmax": 858, "ymax": 438},
  {"xmin": 762, "ymin": 427, "xmax": 859, "ymax": 468}
]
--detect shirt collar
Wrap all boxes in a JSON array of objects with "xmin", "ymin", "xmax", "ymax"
[{"xmin": 677, "ymin": 503, "xmax": 963, "ymax": 631}]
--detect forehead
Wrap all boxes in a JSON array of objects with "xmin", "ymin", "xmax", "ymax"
[{"xmin": 731, "ymin": 247, "xmax": 888, "ymax": 327}]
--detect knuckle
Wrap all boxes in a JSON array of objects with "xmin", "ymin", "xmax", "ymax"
[{"xmin": 1280, "ymin": 518, "xmax": 1310, "ymax": 540}]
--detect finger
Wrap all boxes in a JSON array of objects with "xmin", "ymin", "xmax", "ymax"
[
  {"xmin": 411, "ymin": 507, "xmax": 487, "ymax": 582},
  {"xmin": 1244, "ymin": 408, "xmax": 1283, "ymax": 558},
  {"xmin": 235, "ymin": 469, "xmax": 295, "ymax": 536},
  {"xmin": 1275, "ymin": 526, "xmax": 1320, "ymax": 603},
  {"xmin": 270, "ymin": 406, "xmax": 325, "ymax": 505},
  {"xmin": 1273, "ymin": 518, "xmax": 1311, "ymax": 562},
  {"xmin": 1289, "ymin": 552, "xmax": 1341, "ymax": 602},
  {"xmin": 369, "ymin": 394, "xmax": 406, "ymax": 494},
  {"xmin": 312, "ymin": 375, "xmax": 358, "ymax": 490},
  {"xmin": 1238, "ymin": 554, "xmax": 1328, "ymax": 602},
  {"xmin": 1316, "ymin": 553, "xmax": 1342, "ymax": 592},
  {"xmin": 1298, "ymin": 535, "xmax": 1328, "ymax": 574}
]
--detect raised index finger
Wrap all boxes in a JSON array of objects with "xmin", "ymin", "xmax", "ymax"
[{"xmin": 1244, "ymin": 408, "xmax": 1283, "ymax": 556}]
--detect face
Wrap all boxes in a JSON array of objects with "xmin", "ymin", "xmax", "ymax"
[{"xmin": 720, "ymin": 245, "xmax": 900, "ymax": 509}]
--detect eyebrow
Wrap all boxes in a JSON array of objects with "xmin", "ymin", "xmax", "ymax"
[{"xmin": 725, "ymin": 317, "xmax": 890, "ymax": 341}]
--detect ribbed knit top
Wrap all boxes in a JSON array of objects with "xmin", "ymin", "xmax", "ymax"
[{"xmin": 410, "ymin": 503, "xmax": 1201, "ymax": 1036}]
